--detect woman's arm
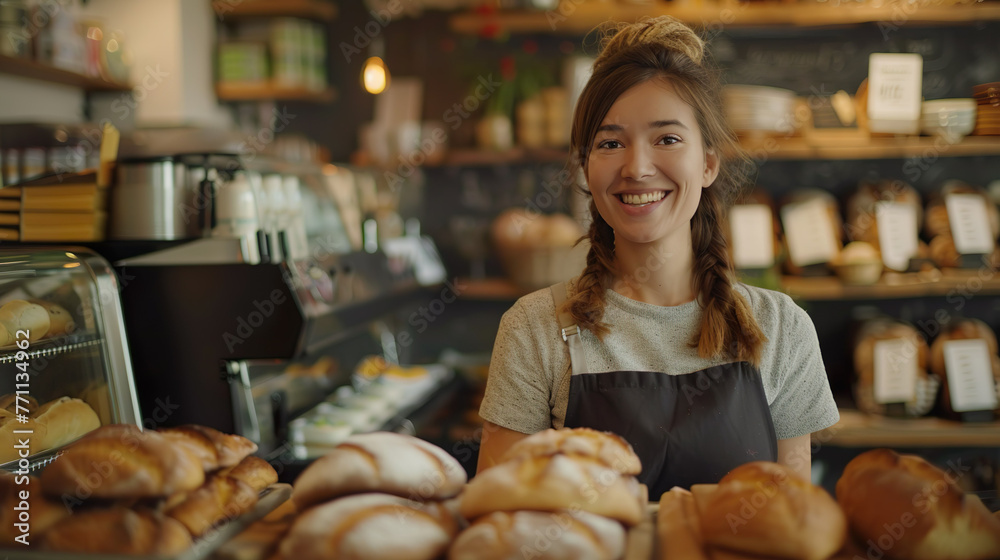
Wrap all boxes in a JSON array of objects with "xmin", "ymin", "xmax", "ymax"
[
  {"xmin": 776, "ymin": 434, "xmax": 812, "ymax": 481},
  {"xmin": 477, "ymin": 421, "xmax": 530, "ymax": 473}
]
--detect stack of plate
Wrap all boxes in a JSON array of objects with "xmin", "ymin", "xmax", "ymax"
[
  {"xmin": 723, "ymin": 85, "xmax": 797, "ymax": 134},
  {"xmin": 973, "ymin": 82, "xmax": 1000, "ymax": 135},
  {"xmin": 921, "ymin": 98, "xmax": 977, "ymax": 139}
]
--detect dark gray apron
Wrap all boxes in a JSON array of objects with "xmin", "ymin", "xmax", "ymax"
[{"xmin": 551, "ymin": 283, "xmax": 778, "ymax": 500}]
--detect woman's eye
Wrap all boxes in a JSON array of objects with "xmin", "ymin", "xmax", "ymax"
[
  {"xmin": 658, "ymin": 136, "xmax": 680, "ymax": 145},
  {"xmin": 597, "ymin": 140, "xmax": 622, "ymax": 149}
]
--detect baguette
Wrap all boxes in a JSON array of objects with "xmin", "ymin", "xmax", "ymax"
[
  {"xmin": 41, "ymin": 507, "xmax": 192, "ymax": 555},
  {"xmin": 0, "ymin": 300, "xmax": 50, "ymax": 342},
  {"xmin": 658, "ymin": 487, "xmax": 708, "ymax": 560},
  {"xmin": 449, "ymin": 509, "xmax": 626, "ymax": 560},
  {"xmin": 166, "ymin": 474, "xmax": 258, "ymax": 537},
  {"xmin": 159, "ymin": 425, "xmax": 257, "ymax": 469},
  {"xmin": 31, "ymin": 397, "xmax": 101, "ymax": 452},
  {"xmin": 217, "ymin": 455, "xmax": 278, "ymax": 493},
  {"xmin": 498, "ymin": 427, "xmax": 642, "ymax": 475}
]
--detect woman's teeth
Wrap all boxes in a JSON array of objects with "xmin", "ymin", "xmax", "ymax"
[{"xmin": 620, "ymin": 191, "xmax": 666, "ymax": 206}]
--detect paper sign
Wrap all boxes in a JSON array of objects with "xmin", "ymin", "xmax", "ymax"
[
  {"xmin": 876, "ymin": 202, "xmax": 919, "ymax": 272},
  {"xmin": 943, "ymin": 339, "xmax": 999, "ymax": 413},
  {"xmin": 730, "ymin": 204, "xmax": 775, "ymax": 269},
  {"xmin": 867, "ymin": 53, "xmax": 923, "ymax": 134},
  {"xmin": 946, "ymin": 194, "xmax": 996, "ymax": 255},
  {"xmin": 780, "ymin": 199, "xmax": 840, "ymax": 267},
  {"xmin": 873, "ymin": 338, "xmax": 919, "ymax": 404}
]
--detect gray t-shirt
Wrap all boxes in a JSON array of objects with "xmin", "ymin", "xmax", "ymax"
[{"xmin": 479, "ymin": 283, "xmax": 840, "ymax": 440}]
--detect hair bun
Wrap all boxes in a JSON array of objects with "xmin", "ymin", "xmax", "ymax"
[{"xmin": 597, "ymin": 16, "xmax": 705, "ymax": 67}]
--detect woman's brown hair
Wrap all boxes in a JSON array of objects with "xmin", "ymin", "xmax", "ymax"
[{"xmin": 565, "ymin": 17, "xmax": 767, "ymax": 366}]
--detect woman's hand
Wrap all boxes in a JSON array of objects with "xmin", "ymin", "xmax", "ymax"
[
  {"xmin": 476, "ymin": 421, "xmax": 530, "ymax": 474},
  {"xmin": 776, "ymin": 434, "xmax": 812, "ymax": 481}
]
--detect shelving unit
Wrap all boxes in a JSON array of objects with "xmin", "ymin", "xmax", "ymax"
[
  {"xmin": 816, "ymin": 410, "xmax": 1000, "ymax": 448},
  {"xmin": 432, "ymin": 147, "xmax": 570, "ymax": 167},
  {"xmin": 212, "ymin": 0, "xmax": 337, "ymax": 22},
  {"xmin": 449, "ymin": 1, "xmax": 1000, "ymax": 35},
  {"xmin": 215, "ymin": 83, "xmax": 337, "ymax": 103},
  {"xmin": 0, "ymin": 54, "xmax": 131, "ymax": 92}
]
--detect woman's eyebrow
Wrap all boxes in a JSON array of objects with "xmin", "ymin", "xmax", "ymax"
[{"xmin": 596, "ymin": 120, "xmax": 688, "ymax": 133}]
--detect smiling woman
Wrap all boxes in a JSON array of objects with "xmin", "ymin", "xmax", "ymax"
[{"xmin": 477, "ymin": 16, "xmax": 841, "ymax": 499}]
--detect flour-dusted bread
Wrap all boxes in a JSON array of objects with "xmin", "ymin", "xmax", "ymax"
[
  {"xmin": 460, "ymin": 453, "xmax": 645, "ymax": 526},
  {"xmin": 159, "ymin": 424, "xmax": 257, "ymax": 469},
  {"xmin": 836, "ymin": 449, "xmax": 1000, "ymax": 560},
  {"xmin": 292, "ymin": 432, "xmax": 467, "ymax": 509},
  {"xmin": 657, "ymin": 487, "xmax": 708, "ymax": 560},
  {"xmin": 279, "ymin": 492, "xmax": 459, "ymax": 560},
  {"xmin": 695, "ymin": 462, "xmax": 847, "ymax": 560},
  {"xmin": 0, "ymin": 472, "xmax": 68, "ymax": 546},
  {"xmin": 498, "ymin": 427, "xmax": 641, "ymax": 476},
  {"xmin": 166, "ymin": 474, "xmax": 258, "ymax": 537},
  {"xmin": 32, "ymin": 396, "xmax": 101, "ymax": 452},
  {"xmin": 217, "ymin": 455, "xmax": 278, "ymax": 493},
  {"xmin": 41, "ymin": 507, "xmax": 192, "ymax": 555},
  {"xmin": 449, "ymin": 509, "xmax": 625, "ymax": 560},
  {"xmin": 40, "ymin": 424, "xmax": 204, "ymax": 499}
]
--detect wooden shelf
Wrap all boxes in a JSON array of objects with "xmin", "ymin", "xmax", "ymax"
[
  {"xmin": 449, "ymin": 1, "xmax": 1000, "ymax": 35},
  {"xmin": 0, "ymin": 55, "xmax": 131, "ymax": 92},
  {"xmin": 215, "ymin": 82, "xmax": 337, "ymax": 103},
  {"xmin": 456, "ymin": 277, "xmax": 527, "ymax": 300},
  {"xmin": 816, "ymin": 409, "xmax": 1000, "ymax": 448},
  {"xmin": 213, "ymin": 0, "xmax": 337, "ymax": 22},
  {"xmin": 745, "ymin": 135, "xmax": 1000, "ymax": 161},
  {"xmin": 434, "ymin": 147, "xmax": 571, "ymax": 167},
  {"xmin": 782, "ymin": 269, "xmax": 1000, "ymax": 300}
]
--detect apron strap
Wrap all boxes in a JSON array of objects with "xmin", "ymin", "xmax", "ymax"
[{"xmin": 550, "ymin": 281, "xmax": 586, "ymax": 377}]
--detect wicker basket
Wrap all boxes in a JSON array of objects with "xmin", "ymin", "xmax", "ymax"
[{"xmin": 499, "ymin": 241, "xmax": 589, "ymax": 291}]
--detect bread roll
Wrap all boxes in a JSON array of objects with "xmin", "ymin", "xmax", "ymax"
[
  {"xmin": 449, "ymin": 509, "xmax": 626, "ymax": 560},
  {"xmin": 279, "ymin": 493, "xmax": 458, "ymax": 560},
  {"xmin": 292, "ymin": 432, "xmax": 467, "ymax": 509},
  {"xmin": 217, "ymin": 455, "xmax": 278, "ymax": 493},
  {"xmin": 32, "ymin": 396, "xmax": 101, "ymax": 452},
  {"xmin": 159, "ymin": 424, "xmax": 257, "ymax": 469},
  {"xmin": 0, "ymin": 393, "xmax": 37, "ymax": 415},
  {"xmin": 498, "ymin": 427, "xmax": 641, "ymax": 476},
  {"xmin": 166, "ymin": 474, "xmax": 258, "ymax": 537},
  {"xmin": 459, "ymin": 454, "xmax": 645, "ymax": 526},
  {"xmin": 28, "ymin": 299, "xmax": 75, "ymax": 337},
  {"xmin": 836, "ymin": 449, "xmax": 1000, "ymax": 560},
  {"xmin": 0, "ymin": 300, "xmax": 50, "ymax": 342},
  {"xmin": 0, "ymin": 409, "xmax": 47, "ymax": 464},
  {"xmin": 158, "ymin": 426, "xmax": 222, "ymax": 472},
  {"xmin": 694, "ymin": 462, "xmax": 847, "ymax": 560},
  {"xmin": 41, "ymin": 507, "xmax": 192, "ymax": 555},
  {"xmin": 658, "ymin": 487, "xmax": 709, "ymax": 560},
  {"xmin": 929, "ymin": 234, "xmax": 961, "ymax": 268},
  {"xmin": 0, "ymin": 472, "xmax": 68, "ymax": 546},
  {"xmin": 40, "ymin": 424, "xmax": 204, "ymax": 499}
]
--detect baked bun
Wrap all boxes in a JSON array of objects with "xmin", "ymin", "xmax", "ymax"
[
  {"xmin": 28, "ymin": 299, "xmax": 75, "ymax": 337},
  {"xmin": 0, "ymin": 472, "xmax": 68, "ymax": 546},
  {"xmin": 159, "ymin": 424, "xmax": 257, "ymax": 469},
  {"xmin": 41, "ymin": 507, "xmax": 192, "ymax": 555},
  {"xmin": 658, "ymin": 487, "xmax": 708, "ymax": 560},
  {"xmin": 836, "ymin": 449, "xmax": 1000, "ymax": 560},
  {"xmin": 0, "ymin": 300, "xmax": 51, "ymax": 343},
  {"xmin": 218, "ymin": 455, "xmax": 278, "ymax": 493},
  {"xmin": 158, "ymin": 426, "xmax": 222, "ymax": 472},
  {"xmin": 279, "ymin": 493, "xmax": 458, "ymax": 560},
  {"xmin": 166, "ymin": 475, "xmax": 258, "ymax": 537},
  {"xmin": 498, "ymin": 427, "xmax": 641, "ymax": 475},
  {"xmin": 32, "ymin": 396, "xmax": 101, "ymax": 451},
  {"xmin": 292, "ymin": 432, "xmax": 467, "ymax": 509},
  {"xmin": 459, "ymin": 454, "xmax": 645, "ymax": 526},
  {"xmin": 40, "ymin": 424, "xmax": 205, "ymax": 499},
  {"xmin": 694, "ymin": 462, "xmax": 847, "ymax": 560},
  {"xmin": 449, "ymin": 509, "xmax": 626, "ymax": 560}
]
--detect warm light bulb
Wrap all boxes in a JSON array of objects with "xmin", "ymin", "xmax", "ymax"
[{"xmin": 362, "ymin": 57, "xmax": 389, "ymax": 94}]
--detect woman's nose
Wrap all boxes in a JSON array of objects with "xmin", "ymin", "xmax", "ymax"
[{"xmin": 621, "ymin": 146, "xmax": 655, "ymax": 180}]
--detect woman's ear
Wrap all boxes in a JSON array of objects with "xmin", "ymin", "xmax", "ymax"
[{"xmin": 703, "ymin": 147, "xmax": 720, "ymax": 188}]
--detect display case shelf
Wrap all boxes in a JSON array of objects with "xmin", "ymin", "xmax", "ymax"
[
  {"xmin": 0, "ymin": 55, "xmax": 132, "ymax": 92},
  {"xmin": 215, "ymin": 82, "xmax": 337, "ymax": 103},
  {"xmin": 817, "ymin": 409, "xmax": 1000, "ymax": 448},
  {"xmin": 212, "ymin": 0, "xmax": 337, "ymax": 22},
  {"xmin": 449, "ymin": 1, "xmax": 1000, "ymax": 35},
  {"xmin": 0, "ymin": 336, "xmax": 102, "ymax": 365}
]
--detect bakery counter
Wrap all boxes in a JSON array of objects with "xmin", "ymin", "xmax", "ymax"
[{"xmin": 817, "ymin": 409, "xmax": 1000, "ymax": 448}]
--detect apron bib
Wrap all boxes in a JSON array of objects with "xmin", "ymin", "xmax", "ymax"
[{"xmin": 551, "ymin": 283, "xmax": 778, "ymax": 500}]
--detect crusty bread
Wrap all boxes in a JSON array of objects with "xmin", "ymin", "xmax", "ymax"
[
  {"xmin": 218, "ymin": 455, "xmax": 278, "ymax": 493},
  {"xmin": 32, "ymin": 396, "xmax": 101, "ymax": 452},
  {"xmin": 292, "ymin": 432, "xmax": 467, "ymax": 509},
  {"xmin": 0, "ymin": 300, "xmax": 50, "ymax": 342},
  {"xmin": 28, "ymin": 299, "xmax": 75, "ymax": 337},
  {"xmin": 159, "ymin": 424, "xmax": 257, "ymax": 469},
  {"xmin": 166, "ymin": 474, "xmax": 258, "ymax": 537},
  {"xmin": 40, "ymin": 424, "xmax": 205, "ymax": 499},
  {"xmin": 41, "ymin": 507, "xmax": 192, "ymax": 555},
  {"xmin": 836, "ymin": 449, "xmax": 1000, "ymax": 560},
  {"xmin": 658, "ymin": 487, "xmax": 709, "ymax": 560},
  {"xmin": 279, "ymin": 492, "xmax": 458, "ymax": 560},
  {"xmin": 0, "ymin": 472, "xmax": 68, "ymax": 546},
  {"xmin": 498, "ymin": 427, "xmax": 642, "ymax": 476},
  {"xmin": 695, "ymin": 462, "xmax": 847, "ymax": 560},
  {"xmin": 459, "ymin": 454, "xmax": 645, "ymax": 526},
  {"xmin": 158, "ymin": 426, "xmax": 222, "ymax": 472},
  {"xmin": 449, "ymin": 509, "xmax": 625, "ymax": 560}
]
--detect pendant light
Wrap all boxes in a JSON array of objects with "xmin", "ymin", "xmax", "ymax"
[{"xmin": 362, "ymin": 37, "xmax": 389, "ymax": 95}]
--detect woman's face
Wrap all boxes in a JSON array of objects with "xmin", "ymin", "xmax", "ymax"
[{"xmin": 586, "ymin": 79, "xmax": 719, "ymax": 247}]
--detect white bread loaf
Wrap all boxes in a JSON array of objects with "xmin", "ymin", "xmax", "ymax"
[
  {"xmin": 694, "ymin": 462, "xmax": 847, "ymax": 560},
  {"xmin": 0, "ymin": 300, "xmax": 50, "ymax": 343},
  {"xmin": 32, "ymin": 397, "xmax": 101, "ymax": 452},
  {"xmin": 498, "ymin": 427, "xmax": 641, "ymax": 475},
  {"xmin": 292, "ymin": 432, "xmax": 467, "ymax": 509},
  {"xmin": 460, "ymin": 454, "xmax": 645, "ymax": 526},
  {"xmin": 449, "ymin": 509, "xmax": 625, "ymax": 560},
  {"xmin": 279, "ymin": 492, "xmax": 459, "ymax": 560},
  {"xmin": 658, "ymin": 487, "xmax": 709, "ymax": 560},
  {"xmin": 836, "ymin": 449, "xmax": 1000, "ymax": 560}
]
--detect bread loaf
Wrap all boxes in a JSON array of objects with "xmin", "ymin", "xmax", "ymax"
[
  {"xmin": 0, "ymin": 300, "xmax": 50, "ymax": 343},
  {"xmin": 0, "ymin": 472, "xmax": 68, "ymax": 546},
  {"xmin": 459, "ymin": 453, "xmax": 645, "ymax": 526},
  {"xmin": 498, "ymin": 427, "xmax": 641, "ymax": 476},
  {"xmin": 159, "ymin": 424, "xmax": 257, "ymax": 469},
  {"xmin": 449, "ymin": 509, "xmax": 626, "ymax": 560},
  {"xmin": 694, "ymin": 462, "xmax": 847, "ymax": 560},
  {"xmin": 852, "ymin": 318, "xmax": 937, "ymax": 417},
  {"xmin": 158, "ymin": 426, "xmax": 222, "ymax": 472},
  {"xmin": 292, "ymin": 432, "xmax": 467, "ymax": 509},
  {"xmin": 846, "ymin": 179, "xmax": 922, "ymax": 247},
  {"xmin": 657, "ymin": 487, "xmax": 709, "ymax": 560},
  {"xmin": 924, "ymin": 181, "xmax": 1000, "ymax": 240},
  {"xmin": 279, "ymin": 492, "xmax": 459, "ymax": 560},
  {"xmin": 40, "ymin": 424, "xmax": 205, "ymax": 499},
  {"xmin": 928, "ymin": 318, "xmax": 1000, "ymax": 416},
  {"xmin": 28, "ymin": 299, "xmax": 75, "ymax": 337},
  {"xmin": 166, "ymin": 474, "xmax": 258, "ymax": 537},
  {"xmin": 836, "ymin": 449, "xmax": 1000, "ymax": 560},
  {"xmin": 41, "ymin": 507, "xmax": 192, "ymax": 555},
  {"xmin": 32, "ymin": 397, "xmax": 101, "ymax": 452},
  {"xmin": 217, "ymin": 455, "xmax": 278, "ymax": 493}
]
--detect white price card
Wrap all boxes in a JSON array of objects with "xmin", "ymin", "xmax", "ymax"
[
  {"xmin": 943, "ymin": 339, "xmax": 999, "ymax": 413},
  {"xmin": 876, "ymin": 202, "xmax": 919, "ymax": 272},
  {"xmin": 946, "ymin": 194, "xmax": 996, "ymax": 255},
  {"xmin": 873, "ymin": 338, "xmax": 918, "ymax": 404},
  {"xmin": 780, "ymin": 198, "xmax": 840, "ymax": 267},
  {"xmin": 730, "ymin": 204, "xmax": 775, "ymax": 269},
  {"xmin": 867, "ymin": 53, "xmax": 923, "ymax": 133}
]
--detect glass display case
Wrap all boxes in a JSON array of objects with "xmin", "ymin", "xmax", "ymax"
[{"xmin": 0, "ymin": 248, "xmax": 140, "ymax": 471}]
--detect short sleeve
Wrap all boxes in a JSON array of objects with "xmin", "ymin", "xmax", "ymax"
[
  {"xmin": 767, "ymin": 303, "xmax": 840, "ymax": 439},
  {"xmin": 478, "ymin": 301, "xmax": 554, "ymax": 434}
]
